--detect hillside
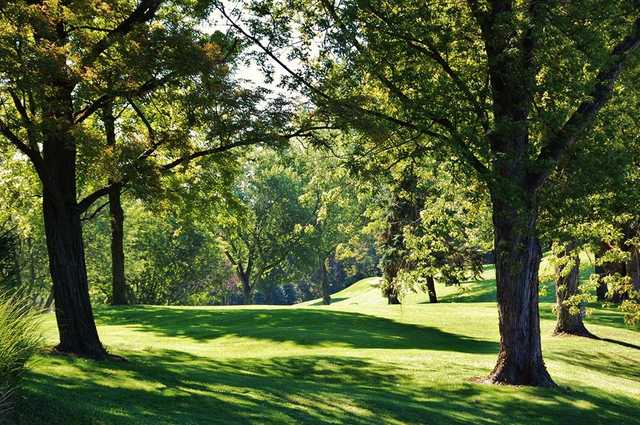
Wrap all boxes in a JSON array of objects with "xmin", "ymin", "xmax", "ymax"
[{"xmin": 16, "ymin": 269, "xmax": 640, "ymax": 425}]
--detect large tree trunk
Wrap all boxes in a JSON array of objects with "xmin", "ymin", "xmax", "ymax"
[
  {"xmin": 109, "ymin": 185, "xmax": 127, "ymax": 305},
  {"xmin": 42, "ymin": 152, "xmax": 106, "ymax": 359},
  {"xmin": 102, "ymin": 103, "xmax": 128, "ymax": 306},
  {"xmin": 485, "ymin": 194, "xmax": 554, "ymax": 387},
  {"xmin": 320, "ymin": 256, "xmax": 331, "ymax": 305},
  {"xmin": 553, "ymin": 242, "xmax": 592, "ymax": 337},
  {"xmin": 426, "ymin": 275, "xmax": 438, "ymax": 303},
  {"xmin": 37, "ymin": 75, "xmax": 106, "ymax": 359}
]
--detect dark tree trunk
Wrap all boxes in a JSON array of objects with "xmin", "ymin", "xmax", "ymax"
[
  {"xmin": 553, "ymin": 242, "xmax": 592, "ymax": 337},
  {"xmin": 240, "ymin": 272, "xmax": 252, "ymax": 304},
  {"xmin": 42, "ymin": 157, "xmax": 106, "ymax": 359},
  {"xmin": 383, "ymin": 261, "xmax": 401, "ymax": 304},
  {"xmin": 37, "ymin": 75, "xmax": 106, "ymax": 359},
  {"xmin": 426, "ymin": 275, "xmax": 438, "ymax": 303},
  {"xmin": 102, "ymin": 102, "xmax": 128, "ymax": 306},
  {"xmin": 629, "ymin": 248, "xmax": 640, "ymax": 293},
  {"xmin": 485, "ymin": 194, "xmax": 554, "ymax": 387},
  {"xmin": 594, "ymin": 258, "xmax": 608, "ymax": 302},
  {"xmin": 320, "ymin": 257, "xmax": 331, "ymax": 305},
  {"xmin": 623, "ymin": 224, "xmax": 640, "ymax": 293},
  {"xmin": 109, "ymin": 185, "xmax": 127, "ymax": 305}
]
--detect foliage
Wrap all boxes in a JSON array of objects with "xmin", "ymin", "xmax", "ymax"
[
  {"xmin": 83, "ymin": 198, "xmax": 233, "ymax": 306},
  {"xmin": 216, "ymin": 149, "xmax": 315, "ymax": 301},
  {"xmin": 0, "ymin": 291, "xmax": 42, "ymax": 417}
]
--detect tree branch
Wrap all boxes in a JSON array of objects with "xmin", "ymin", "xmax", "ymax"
[
  {"xmin": 82, "ymin": 0, "xmax": 164, "ymax": 68},
  {"xmin": 529, "ymin": 15, "xmax": 640, "ymax": 188},
  {"xmin": 74, "ymin": 75, "xmax": 175, "ymax": 124}
]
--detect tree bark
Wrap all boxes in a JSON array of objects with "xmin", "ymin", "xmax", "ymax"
[
  {"xmin": 109, "ymin": 185, "xmax": 127, "ymax": 305},
  {"xmin": 485, "ymin": 193, "xmax": 554, "ymax": 387},
  {"xmin": 553, "ymin": 242, "xmax": 592, "ymax": 337},
  {"xmin": 629, "ymin": 248, "xmax": 640, "ymax": 293},
  {"xmin": 34, "ymin": 68, "xmax": 107, "ymax": 358},
  {"xmin": 426, "ymin": 275, "xmax": 438, "ymax": 303},
  {"xmin": 320, "ymin": 256, "xmax": 331, "ymax": 305},
  {"xmin": 102, "ymin": 102, "xmax": 128, "ymax": 306},
  {"xmin": 42, "ymin": 148, "xmax": 106, "ymax": 359},
  {"xmin": 240, "ymin": 272, "xmax": 252, "ymax": 304}
]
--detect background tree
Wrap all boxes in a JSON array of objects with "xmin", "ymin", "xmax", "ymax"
[
  {"xmin": 295, "ymin": 146, "xmax": 367, "ymax": 305},
  {"xmin": 218, "ymin": 150, "xmax": 313, "ymax": 304}
]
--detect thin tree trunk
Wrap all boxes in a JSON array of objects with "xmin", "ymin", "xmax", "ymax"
[
  {"xmin": 102, "ymin": 102, "xmax": 128, "ymax": 306},
  {"xmin": 109, "ymin": 185, "xmax": 127, "ymax": 305},
  {"xmin": 553, "ymin": 242, "xmax": 592, "ymax": 337},
  {"xmin": 485, "ymin": 194, "xmax": 554, "ymax": 387},
  {"xmin": 426, "ymin": 275, "xmax": 437, "ymax": 303},
  {"xmin": 240, "ymin": 272, "xmax": 252, "ymax": 304},
  {"xmin": 629, "ymin": 248, "xmax": 640, "ymax": 293},
  {"xmin": 320, "ymin": 256, "xmax": 331, "ymax": 305},
  {"xmin": 594, "ymin": 250, "xmax": 608, "ymax": 302},
  {"xmin": 383, "ymin": 263, "xmax": 401, "ymax": 305}
]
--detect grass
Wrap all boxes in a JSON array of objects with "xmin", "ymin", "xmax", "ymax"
[
  {"xmin": 14, "ymin": 266, "xmax": 640, "ymax": 425},
  {"xmin": 0, "ymin": 292, "xmax": 42, "ymax": 420}
]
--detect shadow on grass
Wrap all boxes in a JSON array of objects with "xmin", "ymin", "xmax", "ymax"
[
  {"xmin": 93, "ymin": 307, "xmax": 498, "ymax": 353},
  {"xmin": 538, "ymin": 304, "xmax": 639, "ymax": 334},
  {"xmin": 17, "ymin": 350, "xmax": 640, "ymax": 425},
  {"xmin": 548, "ymin": 350, "xmax": 640, "ymax": 381},
  {"xmin": 303, "ymin": 297, "xmax": 348, "ymax": 306},
  {"xmin": 437, "ymin": 272, "xmax": 638, "ymax": 335}
]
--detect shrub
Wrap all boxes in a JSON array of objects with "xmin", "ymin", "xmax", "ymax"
[{"xmin": 0, "ymin": 292, "xmax": 42, "ymax": 417}]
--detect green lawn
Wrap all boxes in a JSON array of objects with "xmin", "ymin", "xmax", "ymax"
[{"xmin": 16, "ymin": 268, "xmax": 640, "ymax": 424}]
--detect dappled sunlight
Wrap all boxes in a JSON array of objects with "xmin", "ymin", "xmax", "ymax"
[{"xmin": 20, "ymin": 348, "xmax": 640, "ymax": 425}]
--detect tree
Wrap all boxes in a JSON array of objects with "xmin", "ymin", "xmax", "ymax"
[
  {"xmin": 0, "ymin": 0, "xmax": 264, "ymax": 358},
  {"xmin": 219, "ymin": 150, "xmax": 313, "ymax": 303},
  {"xmin": 0, "ymin": 1, "xmax": 300, "ymax": 356},
  {"xmin": 538, "ymin": 81, "xmax": 640, "ymax": 332},
  {"xmin": 295, "ymin": 146, "xmax": 366, "ymax": 305},
  {"xmin": 377, "ymin": 163, "xmax": 422, "ymax": 305},
  {"xmin": 229, "ymin": 0, "xmax": 640, "ymax": 385},
  {"xmin": 0, "ymin": 147, "xmax": 52, "ymax": 306},
  {"xmin": 549, "ymin": 241, "xmax": 592, "ymax": 336}
]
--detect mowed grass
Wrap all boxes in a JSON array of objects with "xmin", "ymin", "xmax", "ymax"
[{"xmin": 15, "ymin": 267, "xmax": 640, "ymax": 425}]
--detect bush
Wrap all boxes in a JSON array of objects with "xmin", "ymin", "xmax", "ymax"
[{"xmin": 0, "ymin": 292, "xmax": 42, "ymax": 417}]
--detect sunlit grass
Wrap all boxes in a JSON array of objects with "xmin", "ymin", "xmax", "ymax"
[{"xmin": 15, "ymin": 268, "xmax": 640, "ymax": 424}]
